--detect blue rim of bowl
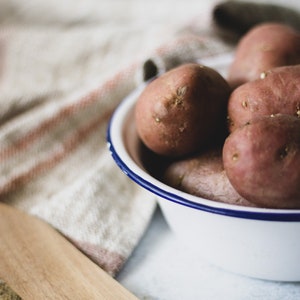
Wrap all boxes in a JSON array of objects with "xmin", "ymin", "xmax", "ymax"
[{"xmin": 106, "ymin": 96, "xmax": 300, "ymax": 222}]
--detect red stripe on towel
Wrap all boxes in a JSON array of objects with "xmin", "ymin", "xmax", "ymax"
[{"xmin": 0, "ymin": 64, "xmax": 136, "ymax": 162}]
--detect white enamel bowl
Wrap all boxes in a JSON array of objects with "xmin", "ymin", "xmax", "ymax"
[{"xmin": 107, "ymin": 82, "xmax": 300, "ymax": 282}]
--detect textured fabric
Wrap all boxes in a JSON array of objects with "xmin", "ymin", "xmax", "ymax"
[
  {"xmin": 0, "ymin": 0, "xmax": 221, "ymax": 279},
  {"xmin": 0, "ymin": 0, "xmax": 299, "ymax": 285}
]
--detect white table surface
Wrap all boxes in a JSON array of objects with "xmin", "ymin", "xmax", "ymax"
[{"xmin": 117, "ymin": 206, "xmax": 300, "ymax": 300}]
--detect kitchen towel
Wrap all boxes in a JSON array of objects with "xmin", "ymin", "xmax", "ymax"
[
  {"xmin": 0, "ymin": 1, "xmax": 299, "ymax": 289},
  {"xmin": 0, "ymin": 0, "xmax": 218, "ymax": 279}
]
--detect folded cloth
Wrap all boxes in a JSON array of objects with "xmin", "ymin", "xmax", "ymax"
[
  {"xmin": 0, "ymin": 0, "xmax": 299, "ymax": 287},
  {"xmin": 213, "ymin": 0, "xmax": 300, "ymax": 40},
  {"xmin": 0, "ymin": 28, "xmax": 157, "ymax": 277},
  {"xmin": 0, "ymin": 0, "xmax": 220, "ymax": 280}
]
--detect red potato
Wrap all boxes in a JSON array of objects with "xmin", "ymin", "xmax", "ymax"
[
  {"xmin": 163, "ymin": 147, "xmax": 256, "ymax": 207},
  {"xmin": 135, "ymin": 63, "xmax": 230, "ymax": 157},
  {"xmin": 223, "ymin": 114, "xmax": 300, "ymax": 208},
  {"xmin": 227, "ymin": 23, "xmax": 300, "ymax": 88},
  {"xmin": 227, "ymin": 65, "xmax": 300, "ymax": 132}
]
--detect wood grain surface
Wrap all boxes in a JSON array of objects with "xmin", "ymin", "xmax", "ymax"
[{"xmin": 0, "ymin": 203, "xmax": 138, "ymax": 300}]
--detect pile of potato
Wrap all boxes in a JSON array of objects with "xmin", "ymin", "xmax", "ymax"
[{"xmin": 135, "ymin": 23, "xmax": 300, "ymax": 209}]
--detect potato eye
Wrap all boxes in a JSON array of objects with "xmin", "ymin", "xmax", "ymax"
[
  {"xmin": 278, "ymin": 145, "xmax": 289, "ymax": 159},
  {"xmin": 232, "ymin": 153, "xmax": 239, "ymax": 161}
]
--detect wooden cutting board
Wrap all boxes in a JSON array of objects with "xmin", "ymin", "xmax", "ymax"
[{"xmin": 0, "ymin": 203, "xmax": 138, "ymax": 299}]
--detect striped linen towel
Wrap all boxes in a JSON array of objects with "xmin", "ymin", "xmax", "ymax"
[
  {"xmin": 0, "ymin": 0, "xmax": 220, "ymax": 279},
  {"xmin": 0, "ymin": 2, "xmax": 299, "ymax": 292}
]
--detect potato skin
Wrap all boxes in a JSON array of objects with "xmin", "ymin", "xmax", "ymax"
[
  {"xmin": 223, "ymin": 114, "xmax": 300, "ymax": 208},
  {"xmin": 135, "ymin": 63, "xmax": 230, "ymax": 157},
  {"xmin": 163, "ymin": 147, "xmax": 255, "ymax": 206},
  {"xmin": 228, "ymin": 65, "xmax": 300, "ymax": 132},
  {"xmin": 228, "ymin": 23, "xmax": 300, "ymax": 88}
]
